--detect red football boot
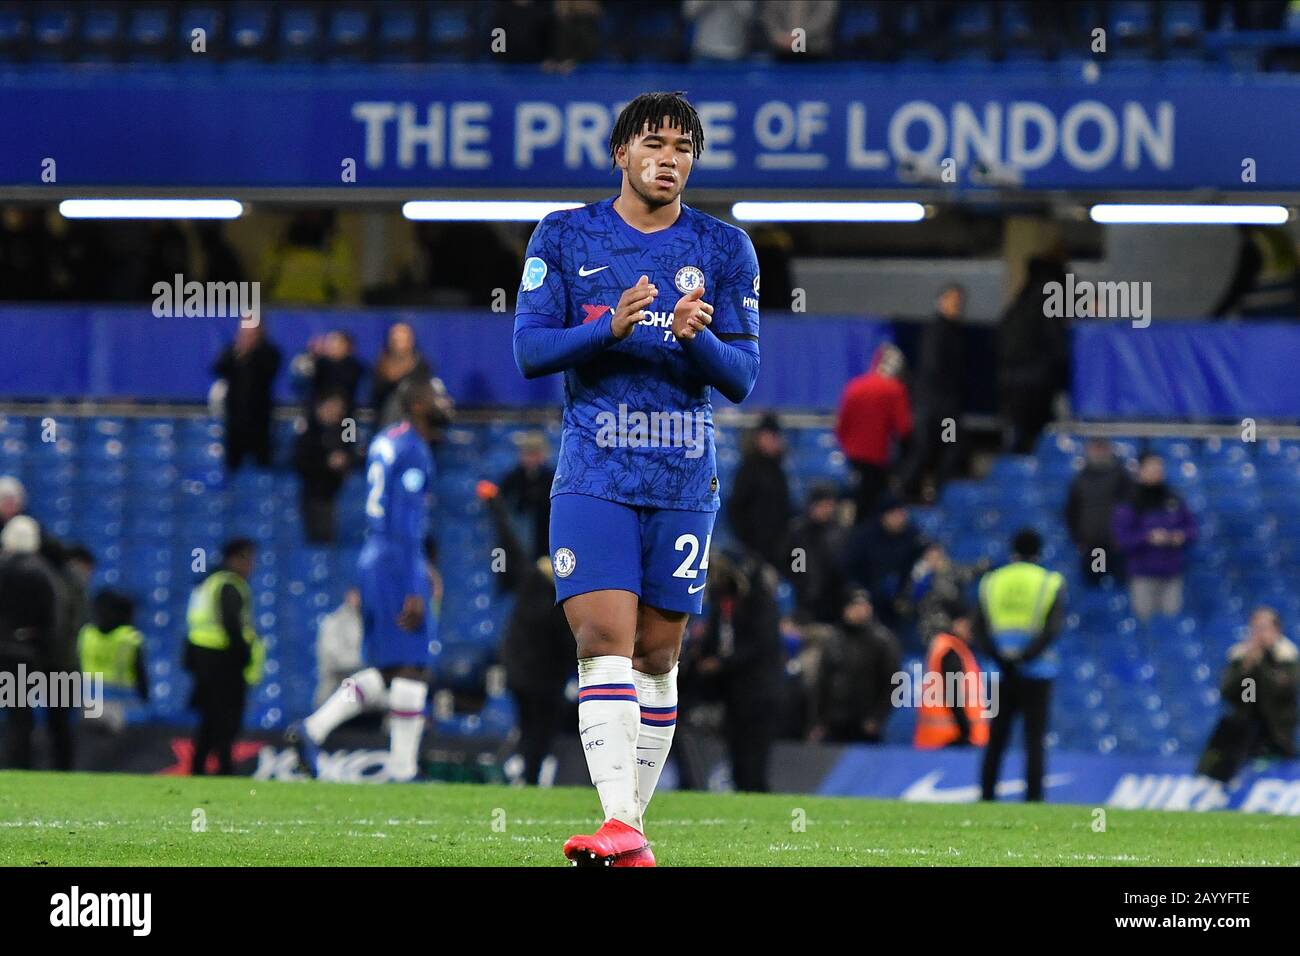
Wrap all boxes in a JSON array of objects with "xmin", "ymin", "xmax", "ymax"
[{"xmin": 563, "ymin": 818, "xmax": 656, "ymax": 867}]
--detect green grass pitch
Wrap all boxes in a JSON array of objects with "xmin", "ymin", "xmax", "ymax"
[{"xmin": 1, "ymin": 770, "xmax": 1294, "ymax": 866}]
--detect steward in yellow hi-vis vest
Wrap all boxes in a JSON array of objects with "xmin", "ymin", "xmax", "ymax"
[
  {"xmin": 974, "ymin": 530, "xmax": 1066, "ymax": 804},
  {"xmin": 183, "ymin": 538, "xmax": 262, "ymax": 776},
  {"xmin": 79, "ymin": 589, "xmax": 148, "ymax": 700}
]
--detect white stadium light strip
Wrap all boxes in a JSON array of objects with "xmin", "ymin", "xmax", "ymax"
[
  {"xmin": 402, "ymin": 200, "xmax": 584, "ymax": 221},
  {"xmin": 1089, "ymin": 204, "xmax": 1290, "ymax": 225},
  {"xmin": 58, "ymin": 199, "xmax": 244, "ymax": 219},
  {"xmin": 731, "ymin": 201, "xmax": 926, "ymax": 223}
]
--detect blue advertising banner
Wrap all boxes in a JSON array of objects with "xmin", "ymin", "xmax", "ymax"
[
  {"xmin": 1071, "ymin": 321, "xmax": 1300, "ymax": 420},
  {"xmin": 2, "ymin": 65, "xmax": 1297, "ymax": 190},
  {"xmin": 820, "ymin": 744, "xmax": 1300, "ymax": 815},
  {"xmin": 0, "ymin": 305, "xmax": 890, "ymax": 409}
]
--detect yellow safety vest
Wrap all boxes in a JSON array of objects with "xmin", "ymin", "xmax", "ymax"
[
  {"xmin": 78, "ymin": 624, "xmax": 143, "ymax": 691},
  {"xmin": 186, "ymin": 571, "xmax": 265, "ymax": 686},
  {"xmin": 979, "ymin": 561, "xmax": 1064, "ymax": 678}
]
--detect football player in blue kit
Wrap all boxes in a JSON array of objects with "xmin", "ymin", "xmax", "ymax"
[
  {"xmin": 287, "ymin": 379, "xmax": 439, "ymax": 783},
  {"xmin": 513, "ymin": 91, "xmax": 761, "ymax": 865}
]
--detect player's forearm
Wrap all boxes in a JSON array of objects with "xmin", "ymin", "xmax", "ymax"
[
  {"xmin": 678, "ymin": 331, "xmax": 759, "ymax": 404},
  {"xmin": 513, "ymin": 313, "xmax": 618, "ymax": 378}
]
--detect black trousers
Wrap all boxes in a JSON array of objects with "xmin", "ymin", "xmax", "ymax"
[
  {"xmin": 511, "ymin": 686, "xmax": 564, "ymax": 785},
  {"xmin": 225, "ymin": 423, "xmax": 273, "ymax": 471},
  {"xmin": 188, "ymin": 646, "xmax": 247, "ymax": 775},
  {"xmin": 302, "ymin": 493, "xmax": 338, "ymax": 543},
  {"xmin": 4, "ymin": 701, "xmax": 75, "ymax": 770},
  {"xmin": 850, "ymin": 461, "xmax": 890, "ymax": 524},
  {"xmin": 981, "ymin": 674, "xmax": 1051, "ymax": 801},
  {"xmin": 725, "ymin": 697, "xmax": 778, "ymax": 793},
  {"xmin": 899, "ymin": 406, "xmax": 964, "ymax": 499}
]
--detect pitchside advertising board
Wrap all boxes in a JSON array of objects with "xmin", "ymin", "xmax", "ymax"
[
  {"xmin": 43, "ymin": 725, "xmax": 1300, "ymax": 816},
  {"xmin": 2, "ymin": 66, "xmax": 1297, "ymax": 190}
]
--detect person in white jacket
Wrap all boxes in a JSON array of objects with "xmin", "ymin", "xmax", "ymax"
[{"xmin": 314, "ymin": 588, "xmax": 362, "ymax": 708}]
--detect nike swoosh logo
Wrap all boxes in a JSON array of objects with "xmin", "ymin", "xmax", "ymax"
[
  {"xmin": 580, "ymin": 722, "xmax": 608, "ymax": 736},
  {"xmin": 578, "ymin": 265, "xmax": 610, "ymax": 277},
  {"xmin": 687, "ymin": 582, "xmax": 706, "ymax": 594}
]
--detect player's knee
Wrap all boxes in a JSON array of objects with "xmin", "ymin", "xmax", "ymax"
[
  {"xmin": 572, "ymin": 619, "xmax": 630, "ymax": 658},
  {"xmin": 632, "ymin": 647, "xmax": 678, "ymax": 675}
]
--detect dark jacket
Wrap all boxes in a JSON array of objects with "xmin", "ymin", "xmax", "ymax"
[
  {"xmin": 688, "ymin": 554, "xmax": 785, "ymax": 706},
  {"xmin": 915, "ymin": 314, "xmax": 965, "ymax": 413},
  {"xmin": 293, "ymin": 419, "xmax": 357, "ymax": 499},
  {"xmin": 213, "ymin": 339, "xmax": 282, "ymax": 436},
  {"xmin": 1066, "ymin": 458, "xmax": 1132, "ymax": 547},
  {"xmin": 1112, "ymin": 484, "xmax": 1197, "ymax": 578},
  {"xmin": 814, "ymin": 618, "xmax": 902, "ymax": 741},
  {"xmin": 488, "ymin": 496, "xmax": 573, "ymax": 698},
  {"xmin": 303, "ymin": 354, "xmax": 365, "ymax": 417},
  {"xmin": 0, "ymin": 551, "xmax": 62, "ymax": 667},
  {"xmin": 781, "ymin": 514, "xmax": 848, "ymax": 625},
  {"xmin": 842, "ymin": 519, "xmax": 929, "ymax": 622},
  {"xmin": 997, "ymin": 257, "xmax": 1070, "ymax": 394},
  {"xmin": 1198, "ymin": 636, "xmax": 1299, "ymax": 780},
  {"xmin": 727, "ymin": 450, "xmax": 793, "ymax": 569},
  {"xmin": 499, "ymin": 462, "xmax": 555, "ymax": 562}
]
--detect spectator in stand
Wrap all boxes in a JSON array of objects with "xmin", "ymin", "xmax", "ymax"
[
  {"xmin": 1065, "ymin": 438, "xmax": 1132, "ymax": 586},
  {"xmin": 998, "ymin": 254, "xmax": 1070, "ymax": 454},
  {"xmin": 762, "ymin": 0, "xmax": 839, "ymax": 60},
  {"xmin": 1197, "ymin": 606, "xmax": 1298, "ymax": 782},
  {"xmin": 492, "ymin": 0, "xmax": 552, "ymax": 63},
  {"xmin": 497, "ymin": 431, "xmax": 555, "ymax": 562},
  {"xmin": 371, "ymin": 322, "xmax": 432, "ymax": 426},
  {"xmin": 293, "ymin": 392, "xmax": 358, "ymax": 543},
  {"xmin": 727, "ymin": 412, "xmax": 794, "ymax": 570},
  {"xmin": 313, "ymin": 588, "xmax": 363, "ymax": 708},
  {"xmin": 914, "ymin": 600, "xmax": 989, "ymax": 750},
  {"xmin": 0, "ymin": 476, "xmax": 67, "ymax": 570},
  {"xmin": 682, "ymin": 551, "xmax": 785, "ymax": 792},
  {"xmin": 835, "ymin": 343, "xmax": 913, "ymax": 523},
  {"xmin": 264, "ymin": 211, "xmax": 354, "ymax": 305},
  {"xmin": 0, "ymin": 517, "xmax": 69, "ymax": 769},
  {"xmin": 781, "ymin": 482, "xmax": 848, "ymax": 625},
  {"xmin": 1210, "ymin": 225, "xmax": 1300, "ymax": 319},
  {"xmin": 906, "ymin": 543, "xmax": 988, "ymax": 643},
  {"xmin": 212, "ymin": 318, "xmax": 282, "ymax": 471},
  {"xmin": 683, "ymin": 0, "xmax": 756, "ymax": 62},
  {"xmin": 78, "ymin": 589, "xmax": 148, "ymax": 732},
  {"xmin": 809, "ymin": 588, "xmax": 902, "ymax": 744},
  {"xmin": 900, "ymin": 283, "xmax": 968, "ymax": 504},
  {"xmin": 842, "ymin": 494, "xmax": 928, "ymax": 637},
  {"xmin": 479, "ymin": 480, "xmax": 575, "ymax": 785},
  {"xmin": 543, "ymin": 1, "xmax": 603, "ymax": 73},
  {"xmin": 1112, "ymin": 453, "xmax": 1196, "ymax": 622},
  {"xmin": 290, "ymin": 330, "xmax": 365, "ymax": 419},
  {"xmin": 976, "ymin": 529, "xmax": 1066, "ymax": 803}
]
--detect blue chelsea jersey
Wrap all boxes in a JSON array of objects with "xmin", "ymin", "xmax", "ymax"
[
  {"xmin": 363, "ymin": 421, "xmax": 433, "ymax": 549},
  {"xmin": 514, "ymin": 197, "xmax": 760, "ymax": 512}
]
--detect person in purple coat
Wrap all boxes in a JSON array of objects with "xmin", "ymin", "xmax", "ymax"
[{"xmin": 1112, "ymin": 453, "xmax": 1197, "ymax": 621}]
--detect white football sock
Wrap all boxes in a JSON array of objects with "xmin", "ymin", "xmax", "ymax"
[
  {"xmin": 633, "ymin": 665, "xmax": 678, "ymax": 819},
  {"xmin": 577, "ymin": 656, "xmax": 642, "ymax": 831},
  {"xmin": 303, "ymin": 667, "xmax": 387, "ymax": 743},
  {"xmin": 387, "ymin": 677, "xmax": 428, "ymax": 782}
]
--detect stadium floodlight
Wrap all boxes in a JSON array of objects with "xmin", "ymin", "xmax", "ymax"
[
  {"xmin": 58, "ymin": 199, "xmax": 244, "ymax": 219},
  {"xmin": 402, "ymin": 200, "xmax": 584, "ymax": 221},
  {"xmin": 731, "ymin": 201, "xmax": 927, "ymax": 223},
  {"xmin": 1089, "ymin": 203, "xmax": 1290, "ymax": 225}
]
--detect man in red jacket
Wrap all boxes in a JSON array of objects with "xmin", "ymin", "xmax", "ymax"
[{"xmin": 835, "ymin": 343, "xmax": 913, "ymax": 523}]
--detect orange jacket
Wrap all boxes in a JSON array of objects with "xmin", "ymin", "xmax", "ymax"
[{"xmin": 914, "ymin": 632, "xmax": 989, "ymax": 749}]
